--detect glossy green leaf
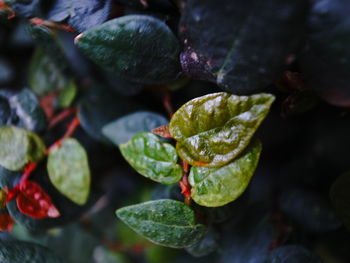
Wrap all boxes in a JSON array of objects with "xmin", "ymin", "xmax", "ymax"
[
  {"xmin": 28, "ymin": 48, "xmax": 70, "ymax": 96},
  {"xmin": 102, "ymin": 111, "xmax": 168, "ymax": 146},
  {"xmin": 0, "ymin": 240, "xmax": 66, "ymax": 263},
  {"xmin": 47, "ymin": 138, "xmax": 91, "ymax": 205},
  {"xmin": 330, "ymin": 172, "xmax": 350, "ymax": 231},
  {"xmin": 116, "ymin": 199, "xmax": 206, "ymax": 248},
  {"xmin": 189, "ymin": 140, "xmax": 261, "ymax": 207},
  {"xmin": 8, "ymin": 89, "xmax": 47, "ymax": 132},
  {"xmin": 119, "ymin": 132, "xmax": 182, "ymax": 185},
  {"xmin": 0, "ymin": 126, "xmax": 46, "ymax": 171},
  {"xmin": 169, "ymin": 92, "xmax": 274, "ymax": 167},
  {"xmin": 75, "ymin": 15, "xmax": 181, "ymax": 84}
]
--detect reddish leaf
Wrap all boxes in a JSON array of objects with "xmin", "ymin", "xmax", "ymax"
[
  {"xmin": 16, "ymin": 181, "xmax": 60, "ymax": 219},
  {"xmin": 151, "ymin": 125, "xmax": 172, "ymax": 138},
  {"xmin": 0, "ymin": 214, "xmax": 14, "ymax": 231}
]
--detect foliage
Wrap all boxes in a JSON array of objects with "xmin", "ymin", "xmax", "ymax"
[{"xmin": 0, "ymin": 0, "xmax": 349, "ymax": 262}]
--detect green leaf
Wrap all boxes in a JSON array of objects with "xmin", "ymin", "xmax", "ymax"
[
  {"xmin": 119, "ymin": 132, "xmax": 182, "ymax": 185},
  {"xmin": 330, "ymin": 172, "xmax": 350, "ymax": 231},
  {"xmin": 0, "ymin": 126, "xmax": 46, "ymax": 171},
  {"xmin": 57, "ymin": 80, "xmax": 77, "ymax": 108},
  {"xmin": 102, "ymin": 111, "xmax": 168, "ymax": 146},
  {"xmin": 169, "ymin": 92, "xmax": 274, "ymax": 167},
  {"xmin": 0, "ymin": 240, "xmax": 66, "ymax": 263},
  {"xmin": 186, "ymin": 227, "xmax": 219, "ymax": 257},
  {"xmin": 75, "ymin": 15, "xmax": 181, "ymax": 84},
  {"xmin": 179, "ymin": 0, "xmax": 307, "ymax": 94},
  {"xmin": 8, "ymin": 89, "xmax": 47, "ymax": 132},
  {"xmin": 28, "ymin": 48, "xmax": 70, "ymax": 96},
  {"xmin": 47, "ymin": 138, "xmax": 91, "ymax": 205},
  {"xmin": 189, "ymin": 140, "xmax": 261, "ymax": 207},
  {"xmin": 116, "ymin": 199, "xmax": 206, "ymax": 248}
]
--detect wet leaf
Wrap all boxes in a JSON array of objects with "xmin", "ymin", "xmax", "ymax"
[
  {"xmin": 0, "ymin": 126, "xmax": 46, "ymax": 171},
  {"xmin": 8, "ymin": 89, "xmax": 47, "ymax": 132},
  {"xmin": 330, "ymin": 172, "xmax": 350, "ymax": 231},
  {"xmin": 0, "ymin": 240, "xmax": 66, "ymax": 263},
  {"xmin": 75, "ymin": 15, "xmax": 181, "ymax": 84},
  {"xmin": 48, "ymin": 0, "xmax": 112, "ymax": 32},
  {"xmin": 179, "ymin": 0, "xmax": 308, "ymax": 94},
  {"xmin": 16, "ymin": 180, "xmax": 60, "ymax": 219},
  {"xmin": 116, "ymin": 199, "xmax": 206, "ymax": 248},
  {"xmin": 265, "ymin": 245, "xmax": 322, "ymax": 263},
  {"xmin": 47, "ymin": 138, "xmax": 91, "ymax": 205},
  {"xmin": 119, "ymin": 132, "xmax": 182, "ymax": 185},
  {"xmin": 102, "ymin": 111, "xmax": 168, "ymax": 146},
  {"xmin": 189, "ymin": 140, "xmax": 261, "ymax": 207},
  {"xmin": 169, "ymin": 92, "xmax": 274, "ymax": 167}
]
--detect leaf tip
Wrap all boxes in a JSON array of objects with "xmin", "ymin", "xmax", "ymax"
[{"xmin": 74, "ymin": 33, "xmax": 84, "ymax": 44}]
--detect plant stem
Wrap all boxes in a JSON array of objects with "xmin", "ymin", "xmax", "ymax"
[
  {"xmin": 49, "ymin": 108, "xmax": 77, "ymax": 129},
  {"xmin": 179, "ymin": 161, "xmax": 192, "ymax": 205}
]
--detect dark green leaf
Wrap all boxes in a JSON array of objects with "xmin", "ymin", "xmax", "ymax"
[
  {"xmin": 169, "ymin": 92, "xmax": 274, "ymax": 167},
  {"xmin": 300, "ymin": 0, "xmax": 350, "ymax": 107},
  {"xmin": 102, "ymin": 111, "xmax": 168, "ymax": 146},
  {"xmin": 0, "ymin": 240, "xmax": 66, "ymax": 263},
  {"xmin": 47, "ymin": 138, "xmax": 91, "ymax": 205},
  {"xmin": 265, "ymin": 245, "xmax": 322, "ymax": 263},
  {"xmin": 119, "ymin": 132, "xmax": 182, "ymax": 185},
  {"xmin": 0, "ymin": 126, "xmax": 46, "ymax": 171},
  {"xmin": 116, "ymin": 199, "xmax": 206, "ymax": 248},
  {"xmin": 8, "ymin": 89, "xmax": 47, "ymax": 132},
  {"xmin": 330, "ymin": 172, "xmax": 350, "ymax": 231},
  {"xmin": 0, "ymin": 165, "xmax": 20, "ymax": 189},
  {"xmin": 0, "ymin": 58, "xmax": 14, "ymax": 85},
  {"xmin": 28, "ymin": 48, "xmax": 70, "ymax": 96},
  {"xmin": 48, "ymin": 0, "xmax": 112, "ymax": 32},
  {"xmin": 189, "ymin": 140, "xmax": 261, "ymax": 207},
  {"xmin": 179, "ymin": 0, "xmax": 308, "ymax": 94},
  {"xmin": 279, "ymin": 188, "xmax": 341, "ymax": 233},
  {"xmin": 75, "ymin": 15, "xmax": 181, "ymax": 84}
]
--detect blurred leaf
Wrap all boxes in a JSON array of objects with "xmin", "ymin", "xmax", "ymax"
[
  {"xmin": 47, "ymin": 138, "xmax": 91, "ymax": 205},
  {"xmin": 8, "ymin": 89, "xmax": 47, "ymax": 132},
  {"xmin": 221, "ymin": 215, "xmax": 275, "ymax": 263},
  {"xmin": 0, "ymin": 240, "xmax": 66, "ymax": 263},
  {"xmin": 116, "ymin": 199, "xmax": 206, "ymax": 248},
  {"xmin": 279, "ymin": 188, "xmax": 341, "ymax": 233},
  {"xmin": 169, "ymin": 92, "xmax": 274, "ymax": 167},
  {"xmin": 0, "ymin": 126, "xmax": 46, "ymax": 171},
  {"xmin": 330, "ymin": 172, "xmax": 350, "ymax": 231},
  {"xmin": 75, "ymin": 15, "xmax": 181, "ymax": 84},
  {"xmin": 5, "ymin": 0, "xmax": 41, "ymax": 17},
  {"xmin": 57, "ymin": 80, "xmax": 77, "ymax": 108},
  {"xmin": 189, "ymin": 140, "xmax": 261, "ymax": 207},
  {"xmin": 119, "ymin": 132, "xmax": 182, "ymax": 185},
  {"xmin": 28, "ymin": 48, "xmax": 70, "ymax": 96},
  {"xmin": 179, "ymin": 0, "xmax": 308, "ymax": 94},
  {"xmin": 144, "ymin": 245, "xmax": 179, "ymax": 263},
  {"xmin": 78, "ymin": 85, "xmax": 139, "ymax": 143},
  {"xmin": 265, "ymin": 245, "xmax": 322, "ymax": 263},
  {"xmin": 186, "ymin": 227, "xmax": 219, "ymax": 257},
  {"xmin": 102, "ymin": 111, "xmax": 168, "ymax": 146},
  {"xmin": 0, "ymin": 58, "xmax": 14, "ymax": 85},
  {"xmin": 300, "ymin": 0, "xmax": 350, "ymax": 107},
  {"xmin": 48, "ymin": 0, "xmax": 112, "ymax": 32}
]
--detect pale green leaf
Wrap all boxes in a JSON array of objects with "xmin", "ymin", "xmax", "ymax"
[
  {"xmin": 0, "ymin": 126, "xmax": 46, "ymax": 171},
  {"xmin": 189, "ymin": 140, "xmax": 262, "ymax": 207},
  {"xmin": 47, "ymin": 138, "xmax": 90, "ymax": 205},
  {"xmin": 119, "ymin": 132, "xmax": 182, "ymax": 185},
  {"xmin": 169, "ymin": 92, "xmax": 274, "ymax": 167}
]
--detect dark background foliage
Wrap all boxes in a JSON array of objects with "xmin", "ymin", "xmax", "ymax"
[{"xmin": 0, "ymin": 0, "xmax": 350, "ymax": 262}]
